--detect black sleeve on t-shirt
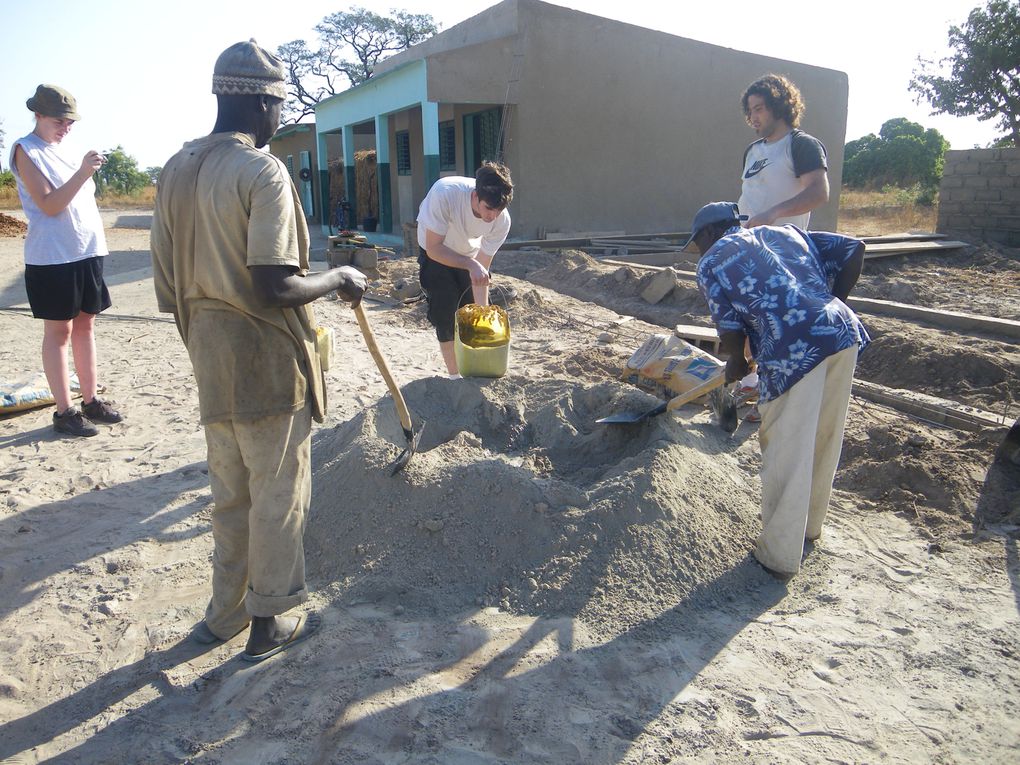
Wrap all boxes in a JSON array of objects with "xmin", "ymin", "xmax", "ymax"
[
  {"xmin": 741, "ymin": 139, "xmax": 762, "ymax": 171},
  {"xmin": 790, "ymin": 130, "xmax": 828, "ymax": 176}
]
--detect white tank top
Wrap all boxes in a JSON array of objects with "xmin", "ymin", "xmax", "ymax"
[{"xmin": 10, "ymin": 133, "xmax": 108, "ymax": 266}]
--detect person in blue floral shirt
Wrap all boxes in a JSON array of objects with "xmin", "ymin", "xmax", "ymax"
[{"xmin": 687, "ymin": 202, "xmax": 869, "ymax": 579}]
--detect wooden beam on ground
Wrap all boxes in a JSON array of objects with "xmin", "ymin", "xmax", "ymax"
[
  {"xmin": 863, "ymin": 240, "xmax": 967, "ymax": 259},
  {"xmin": 598, "ymin": 259, "xmax": 1019, "ymax": 340},
  {"xmin": 502, "ymin": 232, "xmax": 691, "ymax": 250},
  {"xmin": 859, "ymin": 232, "xmax": 947, "ymax": 244},
  {"xmin": 848, "ymin": 297, "xmax": 1020, "ymax": 340},
  {"xmin": 852, "ymin": 379, "xmax": 1011, "ymax": 435},
  {"xmin": 595, "ymin": 252, "xmax": 691, "ymax": 267}
]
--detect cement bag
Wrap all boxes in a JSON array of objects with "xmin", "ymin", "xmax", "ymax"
[
  {"xmin": 1, "ymin": 372, "xmax": 80, "ymax": 414},
  {"xmin": 621, "ymin": 334, "xmax": 723, "ymax": 400},
  {"xmin": 455, "ymin": 303, "xmax": 510, "ymax": 378}
]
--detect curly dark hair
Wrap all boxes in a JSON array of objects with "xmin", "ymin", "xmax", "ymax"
[
  {"xmin": 474, "ymin": 161, "xmax": 514, "ymax": 209},
  {"xmin": 741, "ymin": 74, "xmax": 804, "ymax": 128}
]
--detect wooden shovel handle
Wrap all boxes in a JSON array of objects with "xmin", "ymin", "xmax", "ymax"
[
  {"xmin": 664, "ymin": 372, "xmax": 728, "ymax": 413},
  {"xmin": 352, "ymin": 303, "xmax": 414, "ymax": 432}
]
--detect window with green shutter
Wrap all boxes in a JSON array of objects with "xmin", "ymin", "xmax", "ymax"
[
  {"xmin": 396, "ymin": 131, "xmax": 411, "ymax": 176},
  {"xmin": 439, "ymin": 121, "xmax": 456, "ymax": 171}
]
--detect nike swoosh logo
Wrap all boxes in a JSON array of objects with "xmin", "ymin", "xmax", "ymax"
[{"xmin": 744, "ymin": 159, "xmax": 769, "ymax": 179}]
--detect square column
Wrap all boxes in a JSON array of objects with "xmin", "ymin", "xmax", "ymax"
[
  {"xmin": 343, "ymin": 124, "xmax": 357, "ymax": 228},
  {"xmin": 375, "ymin": 114, "xmax": 392, "ymax": 233},
  {"xmin": 421, "ymin": 101, "xmax": 440, "ymax": 192}
]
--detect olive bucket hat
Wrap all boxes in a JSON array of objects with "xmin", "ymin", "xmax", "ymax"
[{"xmin": 26, "ymin": 84, "xmax": 80, "ymax": 121}]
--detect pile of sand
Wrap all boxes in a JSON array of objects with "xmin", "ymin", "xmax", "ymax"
[
  {"xmin": 0, "ymin": 213, "xmax": 27, "ymax": 238},
  {"xmin": 306, "ymin": 373, "xmax": 771, "ymax": 640}
]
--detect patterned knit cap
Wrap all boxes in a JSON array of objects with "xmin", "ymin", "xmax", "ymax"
[{"xmin": 212, "ymin": 39, "xmax": 287, "ymax": 99}]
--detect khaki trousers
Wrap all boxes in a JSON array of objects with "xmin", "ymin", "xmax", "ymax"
[
  {"xmin": 755, "ymin": 346, "xmax": 858, "ymax": 575},
  {"xmin": 202, "ymin": 405, "xmax": 312, "ymax": 639}
]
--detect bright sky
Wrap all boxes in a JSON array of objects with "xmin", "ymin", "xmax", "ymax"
[{"xmin": 0, "ymin": 0, "xmax": 1002, "ymax": 170}]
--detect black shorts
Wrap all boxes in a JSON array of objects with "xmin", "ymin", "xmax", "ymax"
[
  {"xmin": 419, "ymin": 252, "xmax": 473, "ymax": 342},
  {"xmin": 24, "ymin": 257, "xmax": 112, "ymax": 321}
]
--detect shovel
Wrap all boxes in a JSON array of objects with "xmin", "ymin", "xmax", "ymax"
[
  {"xmin": 352, "ymin": 303, "xmax": 423, "ymax": 474},
  {"xmin": 597, "ymin": 372, "xmax": 731, "ymax": 425}
]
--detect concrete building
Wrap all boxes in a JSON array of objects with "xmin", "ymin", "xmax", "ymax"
[
  {"xmin": 268, "ymin": 123, "xmax": 322, "ymax": 225},
  {"xmin": 314, "ymin": 0, "xmax": 849, "ymax": 238}
]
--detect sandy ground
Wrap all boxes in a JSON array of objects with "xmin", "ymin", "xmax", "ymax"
[{"xmin": 0, "ymin": 211, "xmax": 1019, "ymax": 764}]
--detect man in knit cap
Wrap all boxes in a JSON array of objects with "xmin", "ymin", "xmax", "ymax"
[{"xmin": 151, "ymin": 40, "xmax": 367, "ymax": 661}]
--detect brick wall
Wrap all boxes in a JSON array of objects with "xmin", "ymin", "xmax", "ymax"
[{"xmin": 937, "ymin": 147, "xmax": 1020, "ymax": 246}]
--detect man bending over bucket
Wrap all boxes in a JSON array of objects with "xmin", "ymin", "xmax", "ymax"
[
  {"xmin": 687, "ymin": 202, "xmax": 868, "ymax": 579},
  {"xmin": 416, "ymin": 161, "xmax": 514, "ymax": 378}
]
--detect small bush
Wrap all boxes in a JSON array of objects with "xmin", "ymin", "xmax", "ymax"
[{"xmin": 0, "ymin": 170, "xmax": 15, "ymax": 189}]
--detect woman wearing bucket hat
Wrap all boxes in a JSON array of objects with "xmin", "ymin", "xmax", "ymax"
[{"xmin": 9, "ymin": 84, "xmax": 123, "ymax": 437}]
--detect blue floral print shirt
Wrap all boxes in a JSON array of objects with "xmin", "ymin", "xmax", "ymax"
[{"xmin": 696, "ymin": 225, "xmax": 870, "ymax": 403}]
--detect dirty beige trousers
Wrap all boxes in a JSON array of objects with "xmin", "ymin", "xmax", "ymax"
[
  {"xmin": 755, "ymin": 346, "xmax": 858, "ymax": 576},
  {"xmin": 202, "ymin": 405, "xmax": 312, "ymax": 639}
]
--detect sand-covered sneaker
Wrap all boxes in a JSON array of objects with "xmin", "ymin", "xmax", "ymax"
[
  {"xmin": 82, "ymin": 396, "xmax": 123, "ymax": 424},
  {"xmin": 53, "ymin": 407, "xmax": 99, "ymax": 437}
]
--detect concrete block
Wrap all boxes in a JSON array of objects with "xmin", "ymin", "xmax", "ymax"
[
  {"xmin": 993, "ymin": 215, "xmax": 1020, "ymax": 229},
  {"xmin": 1001, "ymin": 188, "xmax": 1020, "ymax": 203},
  {"xmin": 979, "ymin": 161, "xmax": 1006, "ymax": 176},
  {"xmin": 956, "ymin": 161, "xmax": 981, "ymax": 175},
  {"xmin": 974, "ymin": 189, "xmax": 1002, "ymax": 202},
  {"xmin": 963, "ymin": 176, "xmax": 989, "ymax": 189},
  {"xmin": 352, "ymin": 248, "xmax": 378, "ymax": 269},
  {"xmin": 988, "ymin": 176, "xmax": 1015, "ymax": 188},
  {"xmin": 327, "ymin": 248, "xmax": 352, "ymax": 267},
  {"xmin": 1006, "ymin": 162, "xmax": 1020, "ymax": 177},
  {"xmin": 940, "ymin": 175, "xmax": 964, "ymax": 189},
  {"xmin": 640, "ymin": 267, "xmax": 678, "ymax": 304},
  {"xmin": 943, "ymin": 214, "xmax": 973, "ymax": 228}
]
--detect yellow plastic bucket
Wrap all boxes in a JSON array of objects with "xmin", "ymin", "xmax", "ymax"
[{"xmin": 454, "ymin": 304, "xmax": 510, "ymax": 378}]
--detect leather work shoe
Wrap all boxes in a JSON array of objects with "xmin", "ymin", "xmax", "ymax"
[
  {"xmin": 82, "ymin": 396, "xmax": 123, "ymax": 424},
  {"xmin": 53, "ymin": 407, "xmax": 99, "ymax": 437}
]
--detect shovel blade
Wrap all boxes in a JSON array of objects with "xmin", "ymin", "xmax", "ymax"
[
  {"xmin": 596, "ymin": 401, "xmax": 668, "ymax": 425},
  {"xmin": 389, "ymin": 422, "xmax": 424, "ymax": 475},
  {"xmin": 710, "ymin": 388, "xmax": 739, "ymax": 434}
]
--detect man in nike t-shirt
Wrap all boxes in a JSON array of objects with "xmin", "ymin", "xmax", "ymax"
[{"xmin": 737, "ymin": 74, "xmax": 829, "ymax": 229}]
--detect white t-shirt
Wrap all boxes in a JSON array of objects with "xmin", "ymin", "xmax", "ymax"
[
  {"xmin": 10, "ymin": 132, "xmax": 108, "ymax": 266},
  {"xmin": 737, "ymin": 129, "xmax": 827, "ymax": 230},
  {"xmin": 416, "ymin": 177, "xmax": 510, "ymax": 258}
]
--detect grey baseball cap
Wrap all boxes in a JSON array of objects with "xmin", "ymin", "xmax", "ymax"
[{"xmin": 682, "ymin": 201, "xmax": 747, "ymax": 251}]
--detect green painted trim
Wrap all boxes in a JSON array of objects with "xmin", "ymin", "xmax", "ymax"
[
  {"xmin": 319, "ymin": 169, "xmax": 330, "ymax": 228},
  {"xmin": 378, "ymin": 162, "xmax": 392, "ymax": 233},
  {"xmin": 424, "ymin": 154, "xmax": 440, "ymax": 192}
]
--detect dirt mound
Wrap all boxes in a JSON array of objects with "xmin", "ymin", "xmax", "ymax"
[
  {"xmin": 307, "ymin": 373, "xmax": 769, "ymax": 640},
  {"xmin": 521, "ymin": 249, "xmax": 710, "ymax": 329},
  {"xmin": 0, "ymin": 213, "xmax": 27, "ymax": 238}
]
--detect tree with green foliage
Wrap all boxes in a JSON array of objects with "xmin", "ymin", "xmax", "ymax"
[
  {"xmin": 277, "ymin": 7, "xmax": 439, "ymax": 124},
  {"xmin": 95, "ymin": 146, "xmax": 150, "ymax": 196},
  {"xmin": 843, "ymin": 118, "xmax": 949, "ymax": 191},
  {"xmin": 910, "ymin": 0, "xmax": 1020, "ymax": 147}
]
